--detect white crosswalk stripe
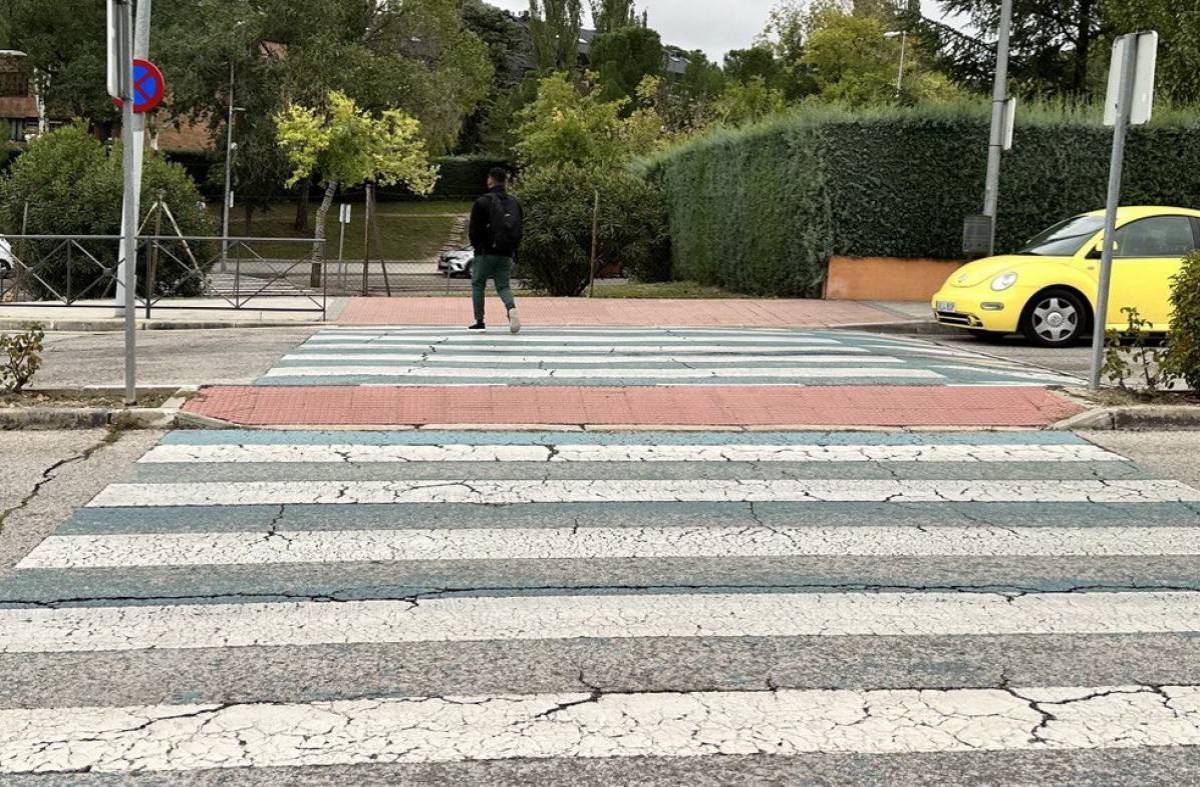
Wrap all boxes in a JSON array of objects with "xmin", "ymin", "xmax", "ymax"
[
  {"xmin": 4, "ymin": 685, "xmax": 1199, "ymax": 773},
  {"xmin": 2, "ymin": 428, "xmax": 1197, "ymax": 779}
]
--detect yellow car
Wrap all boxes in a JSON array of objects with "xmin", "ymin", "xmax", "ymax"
[{"xmin": 932, "ymin": 206, "xmax": 1200, "ymax": 346}]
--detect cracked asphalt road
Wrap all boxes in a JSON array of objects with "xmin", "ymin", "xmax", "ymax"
[{"xmin": 3, "ymin": 428, "xmax": 1200, "ymax": 784}]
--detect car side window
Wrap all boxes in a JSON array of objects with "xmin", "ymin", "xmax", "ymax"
[{"xmin": 1114, "ymin": 216, "xmax": 1198, "ymax": 258}]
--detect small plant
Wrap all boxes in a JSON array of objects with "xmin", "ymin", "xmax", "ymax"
[
  {"xmin": 1102, "ymin": 307, "xmax": 1175, "ymax": 393},
  {"xmin": 1163, "ymin": 251, "xmax": 1200, "ymax": 391},
  {"xmin": 0, "ymin": 323, "xmax": 44, "ymax": 393}
]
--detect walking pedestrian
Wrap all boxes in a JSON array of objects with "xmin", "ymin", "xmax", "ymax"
[{"xmin": 468, "ymin": 167, "xmax": 523, "ymax": 333}]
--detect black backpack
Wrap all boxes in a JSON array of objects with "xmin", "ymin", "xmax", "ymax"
[{"xmin": 487, "ymin": 193, "xmax": 523, "ymax": 256}]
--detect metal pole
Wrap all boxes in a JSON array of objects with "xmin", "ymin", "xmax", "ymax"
[
  {"xmin": 982, "ymin": 0, "xmax": 1013, "ymax": 255},
  {"xmin": 221, "ymin": 57, "xmax": 234, "ymax": 272},
  {"xmin": 119, "ymin": 0, "xmax": 138, "ymax": 405},
  {"xmin": 1089, "ymin": 35, "xmax": 1139, "ymax": 390},
  {"xmin": 115, "ymin": 0, "xmax": 150, "ymax": 318},
  {"xmin": 896, "ymin": 31, "xmax": 906, "ymax": 95}
]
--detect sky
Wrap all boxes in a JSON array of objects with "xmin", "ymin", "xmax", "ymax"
[{"xmin": 484, "ymin": 1, "xmax": 967, "ymax": 63}]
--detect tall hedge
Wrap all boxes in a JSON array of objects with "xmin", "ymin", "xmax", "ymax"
[{"xmin": 643, "ymin": 105, "xmax": 1200, "ymax": 297}]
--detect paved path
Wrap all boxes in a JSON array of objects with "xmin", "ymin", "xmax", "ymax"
[
  {"xmin": 337, "ymin": 297, "xmax": 911, "ymax": 328},
  {"xmin": 3, "ymin": 429, "xmax": 1200, "ymax": 782},
  {"xmin": 184, "ymin": 327, "xmax": 1083, "ymax": 428}
]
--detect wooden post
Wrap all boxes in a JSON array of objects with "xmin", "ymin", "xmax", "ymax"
[
  {"xmin": 146, "ymin": 192, "xmax": 163, "ymax": 318},
  {"xmin": 361, "ymin": 188, "xmax": 370, "ymax": 297},
  {"xmin": 588, "ymin": 188, "xmax": 600, "ymax": 298},
  {"xmin": 370, "ymin": 183, "xmax": 391, "ymax": 297}
]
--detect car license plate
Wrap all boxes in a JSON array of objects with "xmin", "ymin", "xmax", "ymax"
[{"xmin": 935, "ymin": 301, "xmax": 956, "ymax": 313}]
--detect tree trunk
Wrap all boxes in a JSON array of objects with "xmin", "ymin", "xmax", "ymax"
[
  {"xmin": 294, "ymin": 177, "xmax": 311, "ymax": 232},
  {"xmin": 1075, "ymin": 0, "xmax": 1093, "ymax": 94},
  {"xmin": 309, "ymin": 180, "xmax": 337, "ymax": 288}
]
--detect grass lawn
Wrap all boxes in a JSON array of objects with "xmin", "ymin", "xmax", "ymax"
[
  {"xmin": 588, "ymin": 280, "xmax": 747, "ymax": 299},
  {"xmin": 218, "ymin": 200, "xmax": 472, "ymax": 261}
]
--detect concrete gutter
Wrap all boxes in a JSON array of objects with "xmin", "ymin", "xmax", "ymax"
[
  {"xmin": 1052, "ymin": 405, "xmax": 1200, "ymax": 431},
  {"xmin": 827, "ymin": 320, "xmax": 960, "ymax": 336},
  {"xmin": 0, "ymin": 318, "xmax": 324, "ymax": 332},
  {"xmin": 0, "ymin": 387, "xmax": 192, "ymax": 431}
]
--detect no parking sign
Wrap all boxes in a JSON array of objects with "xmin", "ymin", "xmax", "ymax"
[{"xmin": 112, "ymin": 58, "xmax": 164, "ymax": 113}]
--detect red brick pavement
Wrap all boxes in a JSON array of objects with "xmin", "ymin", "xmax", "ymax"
[
  {"xmin": 336, "ymin": 297, "xmax": 907, "ymax": 328},
  {"xmin": 185, "ymin": 385, "xmax": 1082, "ymax": 428}
]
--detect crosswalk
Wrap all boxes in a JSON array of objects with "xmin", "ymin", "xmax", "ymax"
[
  {"xmin": 2, "ymin": 429, "xmax": 1200, "ymax": 779},
  {"xmin": 258, "ymin": 327, "xmax": 1083, "ymax": 387}
]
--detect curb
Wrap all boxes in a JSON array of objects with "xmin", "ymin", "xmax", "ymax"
[
  {"xmin": 1052, "ymin": 405, "xmax": 1200, "ymax": 431},
  {"xmin": 827, "ymin": 320, "xmax": 960, "ymax": 336},
  {"xmin": 0, "ymin": 407, "xmax": 179, "ymax": 430},
  {"xmin": 0, "ymin": 319, "xmax": 324, "ymax": 333}
]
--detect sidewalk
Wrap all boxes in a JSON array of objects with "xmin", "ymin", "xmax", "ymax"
[
  {"xmin": 336, "ymin": 297, "xmax": 924, "ymax": 329},
  {"xmin": 0, "ymin": 297, "xmax": 342, "ymax": 332}
]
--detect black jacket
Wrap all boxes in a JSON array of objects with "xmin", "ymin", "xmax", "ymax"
[{"xmin": 469, "ymin": 186, "xmax": 523, "ymax": 257}]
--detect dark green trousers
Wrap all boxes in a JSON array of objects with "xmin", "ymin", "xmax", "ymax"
[{"xmin": 471, "ymin": 255, "xmax": 516, "ymax": 323}]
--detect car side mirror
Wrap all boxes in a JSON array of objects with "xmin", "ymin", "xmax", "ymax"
[{"xmin": 1087, "ymin": 240, "xmax": 1118, "ymax": 259}]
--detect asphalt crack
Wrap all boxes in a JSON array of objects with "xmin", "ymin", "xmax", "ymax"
[{"xmin": 0, "ymin": 427, "xmax": 124, "ymax": 536}]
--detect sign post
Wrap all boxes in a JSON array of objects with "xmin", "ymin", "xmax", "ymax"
[
  {"xmin": 1089, "ymin": 31, "xmax": 1158, "ymax": 391},
  {"xmin": 108, "ymin": 0, "xmax": 139, "ymax": 404}
]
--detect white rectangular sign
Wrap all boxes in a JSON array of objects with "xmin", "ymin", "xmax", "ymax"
[
  {"xmin": 106, "ymin": 0, "xmax": 130, "ymax": 100},
  {"xmin": 1104, "ymin": 32, "xmax": 1158, "ymax": 127},
  {"xmin": 1002, "ymin": 97, "xmax": 1016, "ymax": 151},
  {"xmin": 340, "ymin": 204, "xmax": 352, "ymax": 224}
]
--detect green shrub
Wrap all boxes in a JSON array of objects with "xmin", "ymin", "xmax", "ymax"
[
  {"xmin": 0, "ymin": 125, "xmax": 214, "ymax": 301},
  {"xmin": 1163, "ymin": 252, "xmax": 1200, "ymax": 390},
  {"xmin": 0, "ymin": 323, "xmax": 44, "ymax": 393},
  {"xmin": 1103, "ymin": 307, "xmax": 1174, "ymax": 393},
  {"xmin": 517, "ymin": 165, "xmax": 670, "ymax": 296},
  {"xmin": 642, "ymin": 104, "xmax": 1200, "ymax": 296}
]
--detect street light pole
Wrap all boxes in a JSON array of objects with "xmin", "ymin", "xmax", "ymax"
[
  {"xmin": 220, "ymin": 57, "xmax": 235, "ymax": 272},
  {"xmin": 982, "ymin": 0, "xmax": 1014, "ymax": 255},
  {"xmin": 883, "ymin": 30, "xmax": 908, "ymax": 97}
]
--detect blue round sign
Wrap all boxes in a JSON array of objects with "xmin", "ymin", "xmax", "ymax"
[{"xmin": 130, "ymin": 59, "xmax": 164, "ymax": 113}]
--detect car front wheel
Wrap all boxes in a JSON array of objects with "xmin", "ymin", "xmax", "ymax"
[{"xmin": 1021, "ymin": 289, "xmax": 1087, "ymax": 347}]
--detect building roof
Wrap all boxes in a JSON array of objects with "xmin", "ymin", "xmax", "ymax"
[{"xmin": 0, "ymin": 95, "xmax": 37, "ymax": 119}]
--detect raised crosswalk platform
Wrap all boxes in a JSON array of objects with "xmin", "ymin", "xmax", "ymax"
[{"xmin": 261, "ymin": 327, "xmax": 1083, "ymax": 387}]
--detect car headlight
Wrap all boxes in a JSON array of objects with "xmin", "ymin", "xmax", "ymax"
[{"xmin": 990, "ymin": 272, "xmax": 1018, "ymax": 292}]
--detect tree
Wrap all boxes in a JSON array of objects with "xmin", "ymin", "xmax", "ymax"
[
  {"xmin": 529, "ymin": 0, "xmax": 584, "ymax": 72},
  {"xmin": 515, "ymin": 72, "xmax": 660, "ymax": 171},
  {"xmin": 800, "ymin": 8, "xmax": 955, "ymax": 106},
  {"xmin": 724, "ymin": 46, "xmax": 785, "ymax": 88},
  {"xmin": 1104, "ymin": 0, "xmax": 1200, "ymax": 105},
  {"xmin": 461, "ymin": 0, "xmax": 534, "ymax": 153},
  {"xmin": 589, "ymin": 25, "xmax": 664, "ymax": 102},
  {"xmin": 933, "ymin": 0, "xmax": 1106, "ymax": 95},
  {"xmin": 590, "ymin": 0, "xmax": 638, "ymax": 33},
  {"xmin": 714, "ymin": 76, "xmax": 787, "ymax": 126},
  {"xmin": 4, "ymin": 0, "xmax": 112, "ymax": 128},
  {"xmin": 275, "ymin": 91, "xmax": 438, "ymax": 274}
]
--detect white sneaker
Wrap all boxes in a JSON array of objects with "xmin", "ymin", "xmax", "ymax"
[{"xmin": 508, "ymin": 308, "xmax": 521, "ymax": 334}]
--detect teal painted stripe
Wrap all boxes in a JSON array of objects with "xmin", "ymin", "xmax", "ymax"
[
  {"xmin": 252, "ymin": 376, "xmax": 956, "ymax": 387},
  {"xmin": 53, "ymin": 501, "xmax": 1200, "ymax": 536},
  {"xmin": 158, "ymin": 430, "xmax": 1089, "ymax": 447},
  {"xmin": 3, "ymin": 558, "xmax": 1198, "ymax": 609}
]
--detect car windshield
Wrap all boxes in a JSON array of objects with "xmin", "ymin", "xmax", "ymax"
[{"xmin": 1018, "ymin": 216, "xmax": 1105, "ymax": 256}]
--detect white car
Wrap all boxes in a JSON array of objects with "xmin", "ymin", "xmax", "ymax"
[
  {"xmin": 0, "ymin": 237, "xmax": 14, "ymax": 282},
  {"xmin": 437, "ymin": 245, "xmax": 475, "ymax": 278}
]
